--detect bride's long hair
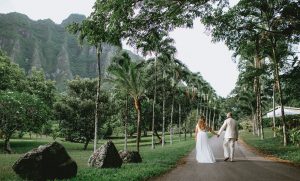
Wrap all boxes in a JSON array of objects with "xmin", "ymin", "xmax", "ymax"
[{"xmin": 197, "ymin": 116, "xmax": 206, "ymax": 130}]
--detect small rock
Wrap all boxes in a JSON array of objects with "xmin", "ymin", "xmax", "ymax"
[
  {"xmin": 12, "ymin": 142, "xmax": 77, "ymax": 181},
  {"xmin": 119, "ymin": 150, "xmax": 142, "ymax": 163},
  {"xmin": 88, "ymin": 140, "xmax": 122, "ymax": 168}
]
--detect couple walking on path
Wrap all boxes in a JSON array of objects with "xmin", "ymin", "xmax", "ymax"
[
  {"xmin": 195, "ymin": 112, "xmax": 238, "ymax": 163},
  {"xmin": 153, "ymin": 112, "xmax": 300, "ymax": 181}
]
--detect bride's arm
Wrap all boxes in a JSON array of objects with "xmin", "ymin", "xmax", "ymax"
[{"xmin": 207, "ymin": 126, "xmax": 218, "ymax": 135}]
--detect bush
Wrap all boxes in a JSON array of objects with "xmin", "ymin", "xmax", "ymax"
[
  {"xmin": 240, "ymin": 120, "xmax": 252, "ymax": 132},
  {"xmin": 289, "ymin": 128, "xmax": 300, "ymax": 147}
]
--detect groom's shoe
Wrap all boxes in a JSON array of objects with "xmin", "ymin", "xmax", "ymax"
[{"xmin": 224, "ymin": 157, "xmax": 229, "ymax": 162}]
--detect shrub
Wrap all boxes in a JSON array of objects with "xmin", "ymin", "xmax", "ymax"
[
  {"xmin": 239, "ymin": 120, "xmax": 252, "ymax": 132},
  {"xmin": 289, "ymin": 128, "xmax": 300, "ymax": 147}
]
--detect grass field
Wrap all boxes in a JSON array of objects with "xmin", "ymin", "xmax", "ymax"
[
  {"xmin": 0, "ymin": 134, "xmax": 195, "ymax": 181},
  {"xmin": 240, "ymin": 128, "xmax": 300, "ymax": 165}
]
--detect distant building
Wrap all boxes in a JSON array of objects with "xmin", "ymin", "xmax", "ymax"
[{"xmin": 265, "ymin": 106, "xmax": 300, "ymax": 118}]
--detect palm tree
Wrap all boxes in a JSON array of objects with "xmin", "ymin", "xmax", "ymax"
[
  {"xmin": 169, "ymin": 59, "xmax": 187, "ymax": 144},
  {"xmin": 157, "ymin": 38, "xmax": 177, "ymax": 147},
  {"xmin": 108, "ymin": 52, "xmax": 145, "ymax": 153},
  {"xmin": 135, "ymin": 29, "xmax": 169, "ymax": 149},
  {"xmin": 68, "ymin": 5, "xmax": 122, "ymax": 152}
]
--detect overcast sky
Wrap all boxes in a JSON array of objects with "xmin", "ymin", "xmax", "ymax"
[{"xmin": 0, "ymin": 0, "xmax": 240, "ymax": 97}]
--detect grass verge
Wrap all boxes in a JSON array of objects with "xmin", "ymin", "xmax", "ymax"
[
  {"xmin": 240, "ymin": 128, "xmax": 300, "ymax": 165},
  {"xmin": 0, "ymin": 134, "xmax": 195, "ymax": 181}
]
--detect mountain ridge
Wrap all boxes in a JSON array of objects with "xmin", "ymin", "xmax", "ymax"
[{"xmin": 0, "ymin": 12, "xmax": 143, "ymax": 90}]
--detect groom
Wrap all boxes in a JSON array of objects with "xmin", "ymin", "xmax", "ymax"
[{"xmin": 217, "ymin": 112, "xmax": 238, "ymax": 162}]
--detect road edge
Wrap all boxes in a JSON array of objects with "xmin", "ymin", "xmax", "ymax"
[{"xmin": 239, "ymin": 138, "xmax": 300, "ymax": 168}]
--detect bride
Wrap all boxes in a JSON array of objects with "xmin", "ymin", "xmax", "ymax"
[{"xmin": 195, "ymin": 116, "xmax": 217, "ymax": 163}]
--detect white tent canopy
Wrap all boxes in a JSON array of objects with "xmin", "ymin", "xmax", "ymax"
[{"xmin": 266, "ymin": 106, "xmax": 300, "ymax": 118}]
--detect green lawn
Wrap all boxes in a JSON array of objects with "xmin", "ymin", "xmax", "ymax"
[
  {"xmin": 240, "ymin": 128, "xmax": 300, "ymax": 165},
  {"xmin": 0, "ymin": 134, "xmax": 195, "ymax": 181}
]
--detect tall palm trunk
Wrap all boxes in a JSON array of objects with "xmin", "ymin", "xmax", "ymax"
[
  {"xmin": 206, "ymin": 106, "xmax": 209, "ymax": 125},
  {"xmin": 151, "ymin": 55, "xmax": 157, "ymax": 149},
  {"xmin": 134, "ymin": 98, "xmax": 141, "ymax": 153},
  {"xmin": 254, "ymin": 77, "xmax": 260, "ymax": 137},
  {"xmin": 94, "ymin": 45, "xmax": 102, "ymax": 152},
  {"xmin": 170, "ymin": 96, "xmax": 174, "ymax": 145},
  {"xmin": 184, "ymin": 103, "xmax": 187, "ymax": 141},
  {"xmin": 275, "ymin": 61, "xmax": 287, "ymax": 146},
  {"xmin": 203, "ymin": 106, "xmax": 207, "ymax": 124},
  {"xmin": 254, "ymin": 54, "xmax": 264, "ymax": 140},
  {"xmin": 162, "ymin": 94, "xmax": 166, "ymax": 147},
  {"xmin": 272, "ymin": 84, "xmax": 276, "ymax": 138},
  {"xmin": 124, "ymin": 95, "xmax": 128, "ymax": 151},
  {"xmin": 208, "ymin": 108, "xmax": 211, "ymax": 128},
  {"xmin": 272, "ymin": 42, "xmax": 287, "ymax": 146},
  {"xmin": 252, "ymin": 111, "xmax": 256, "ymax": 135},
  {"xmin": 179, "ymin": 103, "xmax": 181, "ymax": 141},
  {"xmin": 258, "ymin": 82, "xmax": 265, "ymax": 140},
  {"xmin": 212, "ymin": 109, "xmax": 216, "ymax": 131},
  {"xmin": 162, "ymin": 70, "xmax": 166, "ymax": 147}
]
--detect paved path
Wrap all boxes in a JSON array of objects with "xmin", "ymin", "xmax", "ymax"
[{"xmin": 153, "ymin": 133, "xmax": 300, "ymax": 181}]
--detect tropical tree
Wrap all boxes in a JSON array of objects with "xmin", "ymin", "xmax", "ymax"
[
  {"xmin": 169, "ymin": 59, "xmax": 188, "ymax": 144},
  {"xmin": 0, "ymin": 50, "xmax": 26, "ymax": 91},
  {"xmin": 108, "ymin": 52, "xmax": 145, "ymax": 153},
  {"xmin": 55, "ymin": 77, "xmax": 113, "ymax": 150},
  {"xmin": 202, "ymin": 0, "xmax": 300, "ymax": 145},
  {"xmin": 0, "ymin": 91, "xmax": 49, "ymax": 153},
  {"xmin": 26, "ymin": 67, "xmax": 56, "ymax": 108},
  {"xmin": 68, "ymin": 1, "xmax": 122, "ymax": 151},
  {"xmin": 157, "ymin": 38, "xmax": 177, "ymax": 147}
]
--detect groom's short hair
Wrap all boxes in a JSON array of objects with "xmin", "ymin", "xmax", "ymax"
[{"xmin": 227, "ymin": 112, "xmax": 232, "ymax": 118}]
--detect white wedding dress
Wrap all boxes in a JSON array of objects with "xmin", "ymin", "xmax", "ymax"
[{"xmin": 196, "ymin": 125, "xmax": 216, "ymax": 163}]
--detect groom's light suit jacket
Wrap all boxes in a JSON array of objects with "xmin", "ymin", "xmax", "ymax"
[{"xmin": 218, "ymin": 118, "xmax": 238, "ymax": 139}]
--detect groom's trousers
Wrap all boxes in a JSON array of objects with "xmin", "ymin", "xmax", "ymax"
[{"xmin": 223, "ymin": 138, "xmax": 235, "ymax": 160}]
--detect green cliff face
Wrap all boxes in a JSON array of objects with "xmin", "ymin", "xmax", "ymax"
[{"xmin": 0, "ymin": 12, "xmax": 142, "ymax": 90}]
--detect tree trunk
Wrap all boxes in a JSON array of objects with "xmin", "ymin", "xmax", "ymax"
[
  {"xmin": 124, "ymin": 95, "xmax": 128, "ymax": 151},
  {"xmin": 179, "ymin": 103, "xmax": 181, "ymax": 141},
  {"xmin": 184, "ymin": 105, "xmax": 187, "ymax": 141},
  {"xmin": 151, "ymin": 55, "xmax": 157, "ymax": 149},
  {"xmin": 272, "ymin": 43, "xmax": 287, "ymax": 146},
  {"xmin": 252, "ymin": 112, "xmax": 256, "ymax": 135},
  {"xmin": 154, "ymin": 128, "xmax": 162, "ymax": 141},
  {"xmin": 255, "ymin": 78, "xmax": 260, "ymax": 138},
  {"xmin": 275, "ymin": 62, "xmax": 287, "ymax": 146},
  {"xmin": 94, "ymin": 45, "xmax": 102, "ymax": 152},
  {"xmin": 4, "ymin": 136, "xmax": 12, "ymax": 154},
  {"xmin": 135, "ymin": 98, "xmax": 141, "ymax": 153},
  {"xmin": 272, "ymin": 84, "xmax": 276, "ymax": 138},
  {"xmin": 170, "ymin": 96, "xmax": 174, "ymax": 145},
  {"xmin": 208, "ymin": 108, "xmax": 211, "ymax": 128},
  {"xmin": 212, "ymin": 109, "xmax": 216, "ymax": 131},
  {"xmin": 83, "ymin": 138, "xmax": 90, "ymax": 150},
  {"xmin": 162, "ymin": 70, "xmax": 166, "ymax": 147},
  {"xmin": 254, "ymin": 53, "xmax": 264, "ymax": 140},
  {"xmin": 258, "ymin": 77, "xmax": 263, "ymax": 139},
  {"xmin": 205, "ymin": 105, "xmax": 209, "ymax": 125},
  {"xmin": 162, "ymin": 97, "xmax": 165, "ymax": 147},
  {"xmin": 203, "ymin": 106, "xmax": 206, "ymax": 124}
]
